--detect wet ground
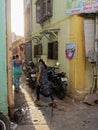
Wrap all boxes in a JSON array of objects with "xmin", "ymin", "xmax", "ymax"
[{"xmin": 14, "ymin": 74, "xmax": 98, "ymax": 130}]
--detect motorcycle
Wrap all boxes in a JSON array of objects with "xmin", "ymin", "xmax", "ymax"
[
  {"xmin": 48, "ymin": 66, "xmax": 68, "ymax": 99},
  {"xmin": 25, "ymin": 61, "xmax": 36, "ymax": 89}
]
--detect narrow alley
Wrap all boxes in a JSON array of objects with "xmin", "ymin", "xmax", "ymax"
[
  {"xmin": 14, "ymin": 74, "xmax": 98, "ymax": 130},
  {"xmin": 1, "ymin": 1, "xmax": 98, "ymax": 130}
]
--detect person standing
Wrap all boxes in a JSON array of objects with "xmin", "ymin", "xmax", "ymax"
[
  {"xmin": 12, "ymin": 54, "xmax": 22, "ymax": 92},
  {"xmin": 35, "ymin": 59, "xmax": 56, "ymax": 107}
]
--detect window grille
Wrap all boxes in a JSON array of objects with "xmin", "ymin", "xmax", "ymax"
[{"xmin": 36, "ymin": 0, "xmax": 52, "ymax": 23}]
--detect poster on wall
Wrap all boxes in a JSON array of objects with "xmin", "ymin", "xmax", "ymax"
[
  {"xmin": 65, "ymin": 43, "xmax": 76, "ymax": 59},
  {"xmin": 66, "ymin": 0, "xmax": 98, "ymax": 15}
]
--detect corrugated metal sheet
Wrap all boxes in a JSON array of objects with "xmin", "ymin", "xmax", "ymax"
[{"xmin": 0, "ymin": 0, "xmax": 8, "ymax": 115}]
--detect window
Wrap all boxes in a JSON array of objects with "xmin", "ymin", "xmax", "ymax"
[
  {"xmin": 36, "ymin": 0, "xmax": 52, "ymax": 23},
  {"xmin": 34, "ymin": 44, "xmax": 42, "ymax": 57},
  {"xmin": 48, "ymin": 41, "xmax": 58, "ymax": 60}
]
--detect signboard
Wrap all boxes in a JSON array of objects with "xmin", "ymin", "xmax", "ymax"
[{"xmin": 66, "ymin": 0, "xmax": 98, "ymax": 15}]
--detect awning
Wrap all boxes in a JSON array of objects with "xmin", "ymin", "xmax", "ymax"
[
  {"xmin": 21, "ymin": 39, "xmax": 32, "ymax": 45},
  {"xmin": 31, "ymin": 28, "xmax": 60, "ymax": 42},
  {"xmin": 31, "ymin": 35, "xmax": 43, "ymax": 43},
  {"xmin": 40, "ymin": 28, "xmax": 60, "ymax": 40}
]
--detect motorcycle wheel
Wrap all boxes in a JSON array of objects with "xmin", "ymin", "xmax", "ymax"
[
  {"xmin": 56, "ymin": 90, "xmax": 65, "ymax": 99},
  {"xmin": 29, "ymin": 82, "xmax": 36, "ymax": 89},
  {"xmin": 13, "ymin": 109, "xmax": 23, "ymax": 124},
  {"xmin": 49, "ymin": 81, "xmax": 54, "ymax": 94},
  {"xmin": 55, "ymin": 83, "xmax": 67, "ymax": 100},
  {"xmin": 28, "ymin": 78, "xmax": 36, "ymax": 89},
  {"xmin": 0, "ymin": 114, "xmax": 10, "ymax": 130}
]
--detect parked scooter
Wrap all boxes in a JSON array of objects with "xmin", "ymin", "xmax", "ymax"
[
  {"xmin": 48, "ymin": 66, "xmax": 68, "ymax": 99},
  {"xmin": 25, "ymin": 61, "xmax": 36, "ymax": 89}
]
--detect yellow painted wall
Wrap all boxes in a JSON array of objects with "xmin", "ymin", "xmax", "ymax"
[
  {"xmin": 69, "ymin": 15, "xmax": 86, "ymax": 95},
  {"xmin": 68, "ymin": 15, "xmax": 94, "ymax": 98},
  {"xmin": 32, "ymin": 1, "xmax": 93, "ymax": 99}
]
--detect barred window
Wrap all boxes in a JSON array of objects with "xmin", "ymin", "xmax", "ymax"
[
  {"xmin": 48, "ymin": 41, "xmax": 58, "ymax": 60},
  {"xmin": 36, "ymin": 0, "xmax": 52, "ymax": 23},
  {"xmin": 34, "ymin": 44, "xmax": 42, "ymax": 57}
]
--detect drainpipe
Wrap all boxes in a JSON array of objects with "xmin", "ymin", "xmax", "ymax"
[
  {"xmin": 95, "ymin": 15, "xmax": 98, "ymax": 69},
  {"xmin": 95, "ymin": 15, "xmax": 98, "ymax": 52},
  {"xmin": 6, "ymin": 0, "xmax": 14, "ymax": 118},
  {"xmin": 93, "ymin": 14, "xmax": 98, "ymax": 93},
  {"xmin": 96, "ymin": 15, "xmax": 98, "ymax": 39}
]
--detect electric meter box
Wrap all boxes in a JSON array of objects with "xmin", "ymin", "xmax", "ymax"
[
  {"xmin": 88, "ymin": 51, "xmax": 97, "ymax": 63},
  {"xmin": 95, "ymin": 41, "xmax": 98, "ymax": 52}
]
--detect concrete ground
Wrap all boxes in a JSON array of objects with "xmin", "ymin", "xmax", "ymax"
[{"xmin": 14, "ymin": 74, "xmax": 98, "ymax": 130}]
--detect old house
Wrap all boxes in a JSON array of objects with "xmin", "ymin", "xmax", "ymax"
[{"xmin": 31, "ymin": 0, "xmax": 98, "ymax": 99}]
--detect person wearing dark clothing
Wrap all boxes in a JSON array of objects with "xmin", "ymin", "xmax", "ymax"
[{"xmin": 35, "ymin": 59, "xmax": 56, "ymax": 107}]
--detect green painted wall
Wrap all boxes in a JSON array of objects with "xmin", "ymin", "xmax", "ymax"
[
  {"xmin": 32, "ymin": 0, "xmax": 67, "ymax": 33},
  {"xmin": 0, "ymin": 0, "xmax": 8, "ymax": 115},
  {"xmin": 32, "ymin": 0, "xmax": 69, "ymax": 68}
]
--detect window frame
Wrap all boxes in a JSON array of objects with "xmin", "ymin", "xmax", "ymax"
[
  {"xmin": 34, "ymin": 44, "xmax": 42, "ymax": 57},
  {"xmin": 48, "ymin": 41, "xmax": 58, "ymax": 60}
]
